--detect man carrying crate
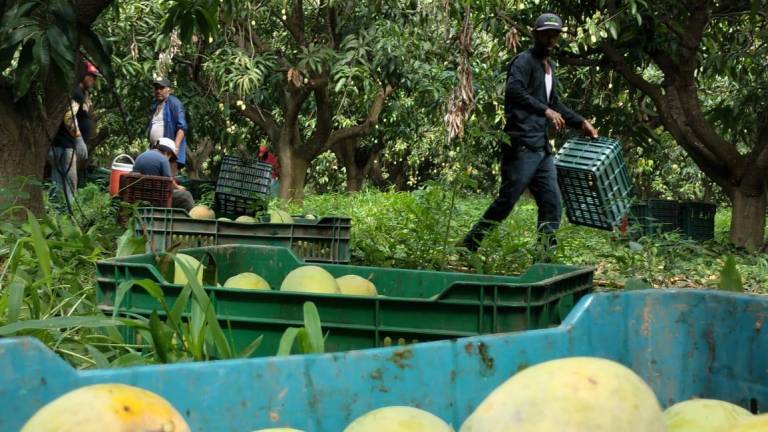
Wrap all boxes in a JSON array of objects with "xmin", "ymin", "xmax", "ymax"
[{"xmin": 460, "ymin": 13, "xmax": 598, "ymax": 254}]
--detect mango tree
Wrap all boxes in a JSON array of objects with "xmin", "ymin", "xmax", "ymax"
[
  {"xmin": 194, "ymin": 1, "xmax": 455, "ymax": 200},
  {"xmin": 0, "ymin": 0, "xmax": 113, "ymax": 214},
  {"xmin": 555, "ymin": 0, "xmax": 768, "ymax": 249}
]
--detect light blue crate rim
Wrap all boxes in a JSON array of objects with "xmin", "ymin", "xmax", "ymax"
[{"xmin": 3, "ymin": 289, "xmax": 766, "ymax": 431}]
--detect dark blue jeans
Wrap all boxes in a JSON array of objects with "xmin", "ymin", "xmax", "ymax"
[{"xmin": 462, "ymin": 144, "xmax": 562, "ymax": 251}]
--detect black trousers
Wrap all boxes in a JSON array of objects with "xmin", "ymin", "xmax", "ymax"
[{"xmin": 462, "ymin": 144, "xmax": 562, "ymax": 251}]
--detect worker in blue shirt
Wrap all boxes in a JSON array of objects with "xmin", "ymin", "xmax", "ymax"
[
  {"xmin": 147, "ymin": 78, "xmax": 188, "ymax": 176},
  {"xmin": 460, "ymin": 13, "xmax": 598, "ymax": 253},
  {"xmin": 133, "ymin": 138, "xmax": 195, "ymax": 211}
]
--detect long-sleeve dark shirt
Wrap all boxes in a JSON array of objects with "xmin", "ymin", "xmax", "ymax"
[{"xmin": 504, "ymin": 48, "xmax": 585, "ymax": 150}]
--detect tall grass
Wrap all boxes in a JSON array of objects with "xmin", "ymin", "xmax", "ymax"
[{"xmin": 1, "ymin": 181, "xmax": 766, "ymax": 371}]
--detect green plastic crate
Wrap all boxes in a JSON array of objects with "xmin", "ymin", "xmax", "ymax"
[
  {"xmin": 629, "ymin": 199, "xmax": 680, "ymax": 236},
  {"xmin": 555, "ymin": 137, "xmax": 634, "ymax": 230},
  {"xmin": 95, "ymin": 245, "xmax": 594, "ymax": 357},
  {"xmin": 135, "ymin": 207, "xmax": 351, "ymax": 263},
  {"xmin": 679, "ymin": 202, "xmax": 716, "ymax": 241}
]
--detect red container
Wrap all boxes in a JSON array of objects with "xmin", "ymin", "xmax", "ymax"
[{"xmin": 109, "ymin": 154, "xmax": 134, "ymax": 196}]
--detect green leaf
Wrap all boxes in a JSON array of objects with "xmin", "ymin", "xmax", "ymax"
[
  {"xmin": 173, "ymin": 255, "xmax": 231, "ymax": 358},
  {"xmin": 116, "ymin": 229, "xmax": 146, "ymax": 257},
  {"xmin": 148, "ymin": 310, "xmax": 170, "ymax": 363},
  {"xmin": 46, "ymin": 25, "xmax": 74, "ymax": 79},
  {"xmin": 302, "ymin": 302, "xmax": 324, "ymax": 354},
  {"xmin": 237, "ymin": 335, "xmax": 263, "ymax": 358},
  {"xmin": 168, "ymin": 279, "xmax": 193, "ymax": 329},
  {"xmin": 33, "ymin": 35, "xmax": 50, "ymax": 80},
  {"xmin": 296, "ymin": 328, "xmax": 312, "ymax": 353},
  {"xmin": 130, "ymin": 279, "xmax": 165, "ymax": 304},
  {"xmin": 13, "ymin": 41, "xmax": 36, "ymax": 100},
  {"xmin": 718, "ymin": 256, "xmax": 743, "ymax": 292},
  {"xmin": 0, "ymin": 25, "xmax": 39, "ymax": 51},
  {"xmin": 188, "ymin": 298, "xmax": 206, "ymax": 359},
  {"xmin": 277, "ymin": 327, "xmax": 302, "ymax": 356},
  {"xmin": 85, "ymin": 344, "xmax": 110, "ymax": 369},
  {"xmin": 25, "ymin": 210, "xmax": 51, "ymax": 280},
  {"xmin": 628, "ymin": 241, "xmax": 643, "ymax": 252},
  {"xmin": 112, "ymin": 280, "xmax": 133, "ymax": 319},
  {"xmin": 6, "ymin": 276, "xmax": 26, "ymax": 324},
  {"xmin": 0, "ymin": 316, "xmax": 123, "ymax": 336},
  {"xmin": 111, "ymin": 352, "xmax": 146, "ymax": 367}
]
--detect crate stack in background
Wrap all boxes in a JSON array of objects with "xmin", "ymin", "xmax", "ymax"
[{"xmin": 628, "ymin": 199, "xmax": 717, "ymax": 241}]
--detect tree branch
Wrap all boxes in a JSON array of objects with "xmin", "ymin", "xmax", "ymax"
[
  {"xmin": 73, "ymin": 0, "xmax": 114, "ymax": 25},
  {"xmin": 713, "ymin": 0, "xmax": 752, "ymax": 14},
  {"xmin": 557, "ymin": 55, "xmax": 602, "ymax": 68},
  {"xmin": 654, "ymin": 87, "xmax": 732, "ymax": 189},
  {"xmin": 326, "ymin": 85, "xmax": 394, "ymax": 148},
  {"xmin": 678, "ymin": 3, "xmax": 710, "ymax": 73},
  {"xmin": 319, "ymin": 0, "xmax": 339, "ymax": 49},
  {"xmin": 241, "ymin": 104, "xmax": 280, "ymax": 142},
  {"xmin": 310, "ymin": 85, "xmax": 333, "ymax": 151},
  {"xmin": 600, "ymin": 41, "xmax": 663, "ymax": 103},
  {"xmin": 283, "ymin": 87, "xmax": 311, "ymax": 129},
  {"xmin": 284, "ymin": 0, "xmax": 306, "ymax": 47},
  {"xmin": 752, "ymin": 107, "xmax": 768, "ymax": 170},
  {"xmin": 673, "ymin": 82, "xmax": 742, "ymax": 172}
]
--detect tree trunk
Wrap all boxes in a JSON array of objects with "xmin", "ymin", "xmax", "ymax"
[
  {"xmin": 0, "ymin": 105, "xmax": 50, "ymax": 215},
  {"xmin": 0, "ymin": 0, "xmax": 112, "ymax": 214},
  {"xmin": 184, "ymin": 137, "xmax": 215, "ymax": 180},
  {"xmin": 729, "ymin": 187, "xmax": 767, "ymax": 251},
  {"xmin": 347, "ymin": 165, "xmax": 365, "ymax": 192},
  {"xmin": 277, "ymin": 143, "xmax": 309, "ymax": 203},
  {"xmin": 332, "ymin": 135, "xmax": 385, "ymax": 193}
]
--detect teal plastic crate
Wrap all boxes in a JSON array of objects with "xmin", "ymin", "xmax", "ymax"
[
  {"xmin": 95, "ymin": 245, "xmax": 594, "ymax": 357},
  {"xmin": 629, "ymin": 199, "xmax": 680, "ymax": 236},
  {"xmin": 628, "ymin": 200, "xmax": 714, "ymax": 241},
  {"xmin": 135, "ymin": 207, "xmax": 351, "ymax": 263},
  {"xmin": 679, "ymin": 201, "xmax": 716, "ymax": 241},
  {"xmin": 555, "ymin": 137, "xmax": 634, "ymax": 230},
  {"xmin": 4, "ymin": 289, "xmax": 767, "ymax": 431}
]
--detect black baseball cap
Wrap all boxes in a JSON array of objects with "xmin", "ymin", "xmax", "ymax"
[
  {"xmin": 152, "ymin": 77, "xmax": 172, "ymax": 88},
  {"xmin": 534, "ymin": 13, "xmax": 563, "ymax": 32}
]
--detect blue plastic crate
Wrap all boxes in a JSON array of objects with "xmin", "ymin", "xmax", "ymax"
[
  {"xmin": 3, "ymin": 290, "xmax": 767, "ymax": 431},
  {"xmin": 555, "ymin": 137, "xmax": 634, "ymax": 230}
]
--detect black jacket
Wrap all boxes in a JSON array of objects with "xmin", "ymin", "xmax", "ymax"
[{"xmin": 503, "ymin": 48, "xmax": 585, "ymax": 150}]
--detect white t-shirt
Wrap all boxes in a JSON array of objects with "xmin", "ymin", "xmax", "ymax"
[
  {"xmin": 149, "ymin": 101, "xmax": 166, "ymax": 145},
  {"xmin": 545, "ymin": 70, "xmax": 553, "ymax": 101}
]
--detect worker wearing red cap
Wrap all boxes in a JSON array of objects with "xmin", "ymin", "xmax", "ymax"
[
  {"xmin": 258, "ymin": 144, "xmax": 280, "ymax": 196},
  {"xmin": 48, "ymin": 60, "xmax": 100, "ymax": 206}
]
